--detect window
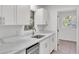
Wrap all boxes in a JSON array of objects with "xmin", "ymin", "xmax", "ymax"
[{"xmin": 63, "ymin": 15, "xmax": 76, "ymax": 29}]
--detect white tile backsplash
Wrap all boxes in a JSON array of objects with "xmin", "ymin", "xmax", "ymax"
[
  {"xmin": 35, "ymin": 25, "xmax": 47, "ymax": 33},
  {"xmin": 0, "ymin": 25, "xmax": 22, "ymax": 38},
  {"xmin": 15, "ymin": 25, "xmax": 33, "ymax": 37}
]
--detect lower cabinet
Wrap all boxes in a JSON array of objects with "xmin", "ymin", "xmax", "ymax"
[
  {"xmin": 39, "ymin": 38, "xmax": 50, "ymax": 54},
  {"xmin": 39, "ymin": 34, "xmax": 55, "ymax": 54},
  {"xmin": 49, "ymin": 35, "xmax": 55, "ymax": 53}
]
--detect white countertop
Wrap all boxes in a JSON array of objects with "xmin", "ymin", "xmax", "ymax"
[{"xmin": 0, "ymin": 32, "xmax": 55, "ymax": 54}]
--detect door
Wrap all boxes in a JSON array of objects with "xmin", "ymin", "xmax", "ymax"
[
  {"xmin": 17, "ymin": 5, "xmax": 30, "ymax": 25},
  {"xmin": 57, "ymin": 10, "xmax": 77, "ymax": 41},
  {"xmin": 2, "ymin": 5, "xmax": 16, "ymax": 25}
]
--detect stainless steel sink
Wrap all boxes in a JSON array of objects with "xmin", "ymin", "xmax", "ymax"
[{"xmin": 32, "ymin": 35, "xmax": 45, "ymax": 39}]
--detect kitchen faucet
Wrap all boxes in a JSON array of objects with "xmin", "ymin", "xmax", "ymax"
[{"xmin": 32, "ymin": 27, "xmax": 36, "ymax": 35}]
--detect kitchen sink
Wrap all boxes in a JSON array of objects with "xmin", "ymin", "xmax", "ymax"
[{"xmin": 32, "ymin": 35, "xmax": 45, "ymax": 39}]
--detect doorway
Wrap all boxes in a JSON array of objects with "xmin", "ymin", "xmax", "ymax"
[{"xmin": 57, "ymin": 9, "xmax": 77, "ymax": 54}]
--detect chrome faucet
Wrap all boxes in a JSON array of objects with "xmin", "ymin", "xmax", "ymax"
[{"xmin": 32, "ymin": 27, "xmax": 36, "ymax": 35}]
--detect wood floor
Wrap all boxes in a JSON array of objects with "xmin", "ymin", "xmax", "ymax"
[{"xmin": 52, "ymin": 40, "xmax": 76, "ymax": 54}]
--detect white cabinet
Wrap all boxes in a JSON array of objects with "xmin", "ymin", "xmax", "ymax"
[
  {"xmin": 39, "ymin": 34, "xmax": 55, "ymax": 54},
  {"xmin": 0, "ymin": 6, "xmax": 2, "ymax": 24},
  {"xmin": 49, "ymin": 35, "xmax": 55, "ymax": 53},
  {"xmin": 39, "ymin": 38, "xmax": 50, "ymax": 54},
  {"xmin": 0, "ymin": 5, "xmax": 30, "ymax": 25},
  {"xmin": 17, "ymin": 5, "xmax": 30, "ymax": 25},
  {"xmin": 2, "ymin": 5, "xmax": 16, "ymax": 25},
  {"xmin": 35, "ymin": 8, "xmax": 47, "ymax": 25},
  {"xmin": 0, "ymin": 5, "xmax": 16, "ymax": 25}
]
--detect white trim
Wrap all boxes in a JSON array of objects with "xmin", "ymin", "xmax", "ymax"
[
  {"xmin": 59, "ymin": 39, "xmax": 76, "ymax": 42},
  {"xmin": 76, "ymin": 8, "xmax": 79, "ymax": 53}
]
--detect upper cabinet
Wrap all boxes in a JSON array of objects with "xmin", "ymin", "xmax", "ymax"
[
  {"xmin": 39, "ymin": 38, "xmax": 50, "ymax": 54},
  {"xmin": 35, "ymin": 8, "xmax": 48, "ymax": 25},
  {"xmin": 17, "ymin": 5, "xmax": 30, "ymax": 25},
  {"xmin": 2, "ymin": 5, "xmax": 16, "ymax": 25},
  {"xmin": 0, "ymin": 5, "xmax": 16, "ymax": 25},
  {"xmin": 0, "ymin": 5, "xmax": 30, "ymax": 25}
]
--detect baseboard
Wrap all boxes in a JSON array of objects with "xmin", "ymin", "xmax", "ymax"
[{"xmin": 59, "ymin": 39, "xmax": 76, "ymax": 43}]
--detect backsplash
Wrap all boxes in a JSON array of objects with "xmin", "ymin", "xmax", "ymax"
[
  {"xmin": 35, "ymin": 25, "xmax": 47, "ymax": 33},
  {"xmin": 0, "ymin": 25, "xmax": 22, "ymax": 38},
  {"xmin": 15, "ymin": 25, "xmax": 33, "ymax": 36}
]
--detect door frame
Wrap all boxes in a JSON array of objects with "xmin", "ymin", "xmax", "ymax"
[{"xmin": 57, "ymin": 8, "xmax": 77, "ymax": 53}]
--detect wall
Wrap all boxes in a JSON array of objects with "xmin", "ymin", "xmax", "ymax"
[{"xmin": 43, "ymin": 5, "xmax": 79, "ymax": 42}]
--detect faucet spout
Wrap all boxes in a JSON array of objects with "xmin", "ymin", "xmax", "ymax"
[{"xmin": 32, "ymin": 27, "xmax": 36, "ymax": 35}]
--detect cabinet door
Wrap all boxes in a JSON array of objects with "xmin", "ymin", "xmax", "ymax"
[
  {"xmin": 49, "ymin": 36, "xmax": 52, "ymax": 53},
  {"xmin": 49, "ymin": 36, "xmax": 55, "ymax": 53},
  {"xmin": 35, "ymin": 9, "xmax": 43, "ymax": 24},
  {"xmin": 39, "ymin": 38, "xmax": 50, "ymax": 54},
  {"xmin": 2, "ymin": 5, "xmax": 16, "ymax": 25},
  {"xmin": 35, "ymin": 8, "xmax": 47, "ymax": 25},
  {"xmin": 0, "ymin": 6, "xmax": 2, "ymax": 24},
  {"xmin": 17, "ymin": 5, "xmax": 30, "ymax": 25},
  {"xmin": 52, "ymin": 36, "xmax": 55, "ymax": 50}
]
